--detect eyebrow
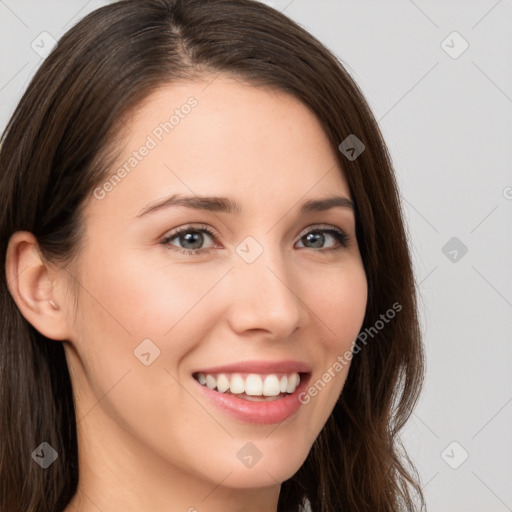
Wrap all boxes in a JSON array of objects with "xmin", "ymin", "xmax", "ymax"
[{"xmin": 135, "ymin": 193, "xmax": 354, "ymax": 218}]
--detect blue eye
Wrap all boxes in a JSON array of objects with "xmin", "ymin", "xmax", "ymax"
[
  {"xmin": 161, "ymin": 224, "xmax": 217, "ymax": 254},
  {"xmin": 296, "ymin": 227, "xmax": 349, "ymax": 251},
  {"xmin": 161, "ymin": 224, "xmax": 350, "ymax": 255}
]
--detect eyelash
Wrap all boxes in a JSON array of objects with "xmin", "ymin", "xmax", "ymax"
[{"xmin": 160, "ymin": 223, "xmax": 350, "ymax": 256}]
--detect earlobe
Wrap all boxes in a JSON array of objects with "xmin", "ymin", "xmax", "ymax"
[{"xmin": 5, "ymin": 231, "xmax": 71, "ymax": 341}]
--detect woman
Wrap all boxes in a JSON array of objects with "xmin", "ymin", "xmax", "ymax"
[{"xmin": 0, "ymin": 1, "xmax": 425, "ymax": 511}]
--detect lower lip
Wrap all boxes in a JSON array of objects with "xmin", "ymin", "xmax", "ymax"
[{"xmin": 193, "ymin": 374, "xmax": 311, "ymax": 425}]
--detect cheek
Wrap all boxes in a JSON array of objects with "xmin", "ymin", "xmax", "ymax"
[
  {"xmin": 80, "ymin": 248, "xmax": 224, "ymax": 340},
  {"xmin": 314, "ymin": 261, "xmax": 368, "ymax": 347},
  {"xmin": 68, "ymin": 251, "xmax": 227, "ymax": 451},
  {"xmin": 69, "ymin": 250, "xmax": 231, "ymax": 416},
  {"xmin": 297, "ymin": 262, "xmax": 367, "ymax": 429}
]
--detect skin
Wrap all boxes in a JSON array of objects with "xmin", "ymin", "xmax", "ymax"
[{"xmin": 6, "ymin": 75, "xmax": 367, "ymax": 512}]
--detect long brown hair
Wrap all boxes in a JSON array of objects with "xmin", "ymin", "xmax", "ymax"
[{"xmin": 0, "ymin": 1, "xmax": 425, "ymax": 510}]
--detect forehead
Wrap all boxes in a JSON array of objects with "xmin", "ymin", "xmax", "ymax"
[{"xmin": 85, "ymin": 75, "xmax": 351, "ymax": 220}]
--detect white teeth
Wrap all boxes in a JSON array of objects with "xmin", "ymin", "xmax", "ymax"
[
  {"xmin": 205, "ymin": 374, "xmax": 217, "ymax": 390},
  {"xmin": 230, "ymin": 374, "xmax": 245, "ymax": 394},
  {"xmin": 245, "ymin": 374, "xmax": 263, "ymax": 395},
  {"xmin": 216, "ymin": 373, "xmax": 230, "ymax": 393},
  {"xmin": 280, "ymin": 375, "xmax": 288, "ymax": 393},
  {"xmin": 194, "ymin": 371, "xmax": 302, "ymax": 397},
  {"xmin": 263, "ymin": 375, "xmax": 281, "ymax": 396},
  {"xmin": 286, "ymin": 373, "xmax": 300, "ymax": 393}
]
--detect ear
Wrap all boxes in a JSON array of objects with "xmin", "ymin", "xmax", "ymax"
[{"xmin": 5, "ymin": 231, "xmax": 73, "ymax": 341}]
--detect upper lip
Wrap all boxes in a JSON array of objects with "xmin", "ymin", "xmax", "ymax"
[{"xmin": 192, "ymin": 360, "xmax": 312, "ymax": 375}]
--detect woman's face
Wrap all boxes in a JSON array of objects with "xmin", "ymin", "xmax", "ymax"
[{"xmin": 62, "ymin": 75, "xmax": 367, "ymax": 498}]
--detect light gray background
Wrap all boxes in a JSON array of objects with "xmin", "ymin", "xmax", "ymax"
[{"xmin": 1, "ymin": 1, "xmax": 511, "ymax": 511}]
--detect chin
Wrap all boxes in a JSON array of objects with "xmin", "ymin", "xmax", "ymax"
[
  {"xmin": 208, "ymin": 444, "xmax": 310, "ymax": 489},
  {"xmin": 221, "ymin": 462, "xmax": 304, "ymax": 489}
]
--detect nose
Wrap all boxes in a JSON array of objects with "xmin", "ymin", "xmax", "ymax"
[{"xmin": 225, "ymin": 244, "xmax": 307, "ymax": 341}]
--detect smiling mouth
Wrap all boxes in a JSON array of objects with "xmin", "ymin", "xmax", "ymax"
[{"xmin": 192, "ymin": 371, "xmax": 308, "ymax": 401}]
